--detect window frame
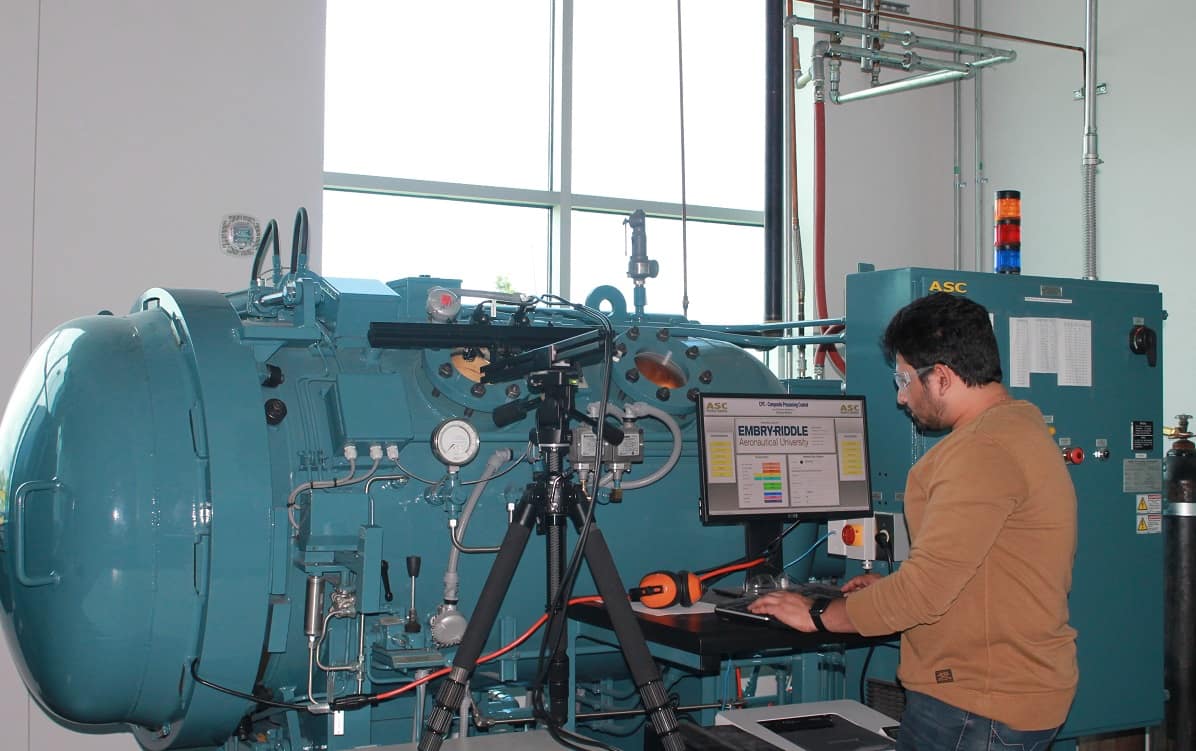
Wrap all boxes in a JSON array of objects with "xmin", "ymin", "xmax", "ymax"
[{"xmin": 322, "ymin": 0, "xmax": 766, "ymax": 299}]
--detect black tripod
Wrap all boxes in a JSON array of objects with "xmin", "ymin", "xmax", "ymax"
[{"xmin": 419, "ymin": 366, "xmax": 685, "ymax": 751}]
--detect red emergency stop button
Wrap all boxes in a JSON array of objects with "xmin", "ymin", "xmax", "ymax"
[
  {"xmin": 1063, "ymin": 447, "xmax": 1085, "ymax": 465},
  {"xmin": 841, "ymin": 524, "xmax": 861, "ymax": 546}
]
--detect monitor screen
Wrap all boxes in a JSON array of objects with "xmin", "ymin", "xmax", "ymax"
[{"xmin": 697, "ymin": 393, "xmax": 873, "ymax": 523}]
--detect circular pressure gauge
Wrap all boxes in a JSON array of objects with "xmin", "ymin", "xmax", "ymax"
[{"xmin": 431, "ymin": 418, "xmax": 481, "ymax": 467}]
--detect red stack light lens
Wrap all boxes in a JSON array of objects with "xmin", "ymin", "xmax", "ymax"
[{"xmin": 995, "ymin": 219, "xmax": 1021, "ymax": 246}]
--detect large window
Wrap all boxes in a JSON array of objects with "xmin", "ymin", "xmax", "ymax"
[{"xmin": 324, "ymin": 1, "xmax": 767, "ymax": 324}]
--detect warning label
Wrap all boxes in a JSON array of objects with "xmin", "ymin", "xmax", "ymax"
[
  {"xmin": 1136, "ymin": 493, "xmax": 1162, "ymax": 514},
  {"xmin": 1137, "ymin": 513, "xmax": 1162, "ymax": 535}
]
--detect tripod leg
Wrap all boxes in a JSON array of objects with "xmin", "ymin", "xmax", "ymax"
[
  {"xmin": 571, "ymin": 505, "xmax": 686, "ymax": 751},
  {"xmin": 419, "ymin": 499, "xmax": 538, "ymax": 751}
]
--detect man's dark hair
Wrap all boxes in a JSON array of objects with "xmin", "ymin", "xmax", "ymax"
[{"xmin": 882, "ymin": 292, "xmax": 1002, "ymax": 387}]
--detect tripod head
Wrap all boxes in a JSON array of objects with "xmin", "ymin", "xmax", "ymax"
[
  {"xmin": 484, "ymin": 326, "xmax": 624, "ymax": 462},
  {"xmin": 492, "ymin": 365, "xmax": 624, "ymax": 453}
]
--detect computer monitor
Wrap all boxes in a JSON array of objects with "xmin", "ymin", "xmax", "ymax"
[{"xmin": 697, "ymin": 393, "xmax": 873, "ymax": 523}]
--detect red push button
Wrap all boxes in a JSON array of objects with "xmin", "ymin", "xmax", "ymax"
[
  {"xmin": 841, "ymin": 524, "xmax": 862, "ymax": 546},
  {"xmin": 1063, "ymin": 447, "xmax": 1085, "ymax": 465}
]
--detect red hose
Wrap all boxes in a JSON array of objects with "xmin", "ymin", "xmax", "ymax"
[{"xmin": 813, "ymin": 100, "xmax": 847, "ymax": 375}]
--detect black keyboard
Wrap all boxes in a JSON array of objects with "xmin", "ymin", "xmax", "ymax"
[{"xmin": 713, "ymin": 582, "xmax": 844, "ymax": 628}]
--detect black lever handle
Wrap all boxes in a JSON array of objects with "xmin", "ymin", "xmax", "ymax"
[
  {"xmin": 380, "ymin": 560, "xmax": 394, "ymax": 602},
  {"xmin": 1129, "ymin": 325, "xmax": 1158, "ymax": 368}
]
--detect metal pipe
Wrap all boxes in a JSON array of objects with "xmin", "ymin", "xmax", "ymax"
[
  {"xmin": 413, "ymin": 669, "xmax": 431, "ymax": 744},
  {"xmin": 909, "ymin": 52, "xmax": 972, "ymax": 74},
  {"xmin": 787, "ymin": 15, "xmax": 912, "ymax": 47},
  {"xmin": 973, "ymin": 0, "xmax": 986, "ymax": 271},
  {"xmin": 905, "ymin": 32, "xmax": 1011, "ymax": 58},
  {"xmin": 798, "ymin": 0, "xmax": 1085, "ymax": 55},
  {"xmin": 1082, "ymin": 0, "xmax": 1099, "ymax": 280},
  {"xmin": 449, "ymin": 518, "xmax": 501, "ymax": 555},
  {"xmin": 356, "ymin": 614, "xmax": 366, "ymax": 693},
  {"xmin": 967, "ymin": 52, "xmax": 1016, "ymax": 69},
  {"xmin": 765, "ymin": 0, "xmax": 785, "ymax": 323},
  {"xmin": 785, "ymin": 4, "xmax": 802, "ymax": 380},
  {"xmin": 789, "ymin": 14, "xmax": 1014, "ymax": 59},
  {"xmin": 952, "ymin": 0, "xmax": 963, "ymax": 271},
  {"xmin": 825, "ymin": 43, "xmax": 913, "ymax": 70},
  {"xmin": 720, "ymin": 316, "xmax": 845, "ymax": 331},
  {"xmin": 834, "ymin": 69, "xmax": 969, "ymax": 103},
  {"xmin": 825, "ymin": 43, "xmax": 970, "ymax": 74},
  {"xmin": 811, "ymin": 38, "xmax": 1007, "ymax": 106},
  {"xmin": 861, "ymin": 0, "xmax": 878, "ymax": 74}
]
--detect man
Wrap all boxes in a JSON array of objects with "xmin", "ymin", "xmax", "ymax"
[{"xmin": 750, "ymin": 291, "xmax": 1078, "ymax": 750}]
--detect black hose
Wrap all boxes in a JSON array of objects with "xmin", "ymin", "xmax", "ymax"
[
  {"xmin": 291, "ymin": 207, "xmax": 309, "ymax": 273},
  {"xmin": 250, "ymin": 219, "xmax": 280, "ymax": 284}
]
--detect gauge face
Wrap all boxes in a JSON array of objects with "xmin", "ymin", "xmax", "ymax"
[{"xmin": 431, "ymin": 418, "xmax": 480, "ymax": 467}]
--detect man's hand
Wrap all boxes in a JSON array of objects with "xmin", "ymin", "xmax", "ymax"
[
  {"xmin": 747, "ymin": 591, "xmax": 816, "ymax": 632},
  {"xmin": 841, "ymin": 572, "xmax": 883, "ymax": 593}
]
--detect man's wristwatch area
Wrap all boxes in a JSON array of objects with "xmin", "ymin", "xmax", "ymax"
[{"xmin": 809, "ymin": 596, "xmax": 833, "ymax": 632}]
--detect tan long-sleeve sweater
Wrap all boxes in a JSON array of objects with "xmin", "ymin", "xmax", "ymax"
[{"xmin": 846, "ymin": 399, "xmax": 1078, "ymax": 730}]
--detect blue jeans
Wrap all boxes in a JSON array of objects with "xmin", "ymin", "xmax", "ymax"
[{"xmin": 896, "ymin": 691, "xmax": 1060, "ymax": 751}]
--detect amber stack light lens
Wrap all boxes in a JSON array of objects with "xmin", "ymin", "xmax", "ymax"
[{"xmin": 994, "ymin": 189, "xmax": 1021, "ymax": 274}]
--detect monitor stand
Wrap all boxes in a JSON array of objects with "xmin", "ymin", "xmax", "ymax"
[{"xmin": 745, "ymin": 519, "xmax": 784, "ymax": 572}]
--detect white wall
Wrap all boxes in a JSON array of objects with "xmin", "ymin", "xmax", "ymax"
[
  {"xmin": 980, "ymin": 1, "xmax": 1196, "ymax": 423},
  {"xmin": 799, "ymin": 0, "xmax": 960, "ymax": 321},
  {"xmin": 0, "ymin": 2, "xmax": 325, "ymax": 750}
]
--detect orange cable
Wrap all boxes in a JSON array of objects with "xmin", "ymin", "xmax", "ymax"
[{"xmin": 373, "ymin": 596, "xmax": 605, "ymax": 702}]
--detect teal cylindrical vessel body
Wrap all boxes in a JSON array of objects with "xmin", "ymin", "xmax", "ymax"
[
  {"xmin": 0, "ymin": 275, "xmax": 806, "ymax": 751},
  {"xmin": 0, "ymin": 289, "xmax": 273, "ymax": 748}
]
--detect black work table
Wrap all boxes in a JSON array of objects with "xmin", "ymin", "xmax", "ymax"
[{"xmin": 568, "ymin": 601, "xmax": 895, "ymax": 673}]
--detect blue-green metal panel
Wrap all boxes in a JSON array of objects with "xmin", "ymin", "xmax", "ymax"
[
  {"xmin": 844, "ymin": 267, "xmax": 1164, "ymax": 738},
  {"xmin": 131, "ymin": 288, "xmax": 275, "ymax": 749},
  {"xmin": 0, "ymin": 310, "xmax": 206, "ymax": 728},
  {"xmin": 318, "ymin": 277, "xmax": 402, "ymax": 339}
]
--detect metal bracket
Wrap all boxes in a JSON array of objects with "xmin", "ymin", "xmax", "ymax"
[{"xmin": 1073, "ymin": 82, "xmax": 1108, "ymax": 100}]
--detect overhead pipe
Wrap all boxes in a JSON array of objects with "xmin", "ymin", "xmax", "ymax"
[
  {"xmin": 1081, "ymin": 0, "xmax": 1099, "ymax": 279},
  {"xmin": 796, "ymin": 0, "xmax": 1083, "ymax": 57},
  {"xmin": 824, "ymin": 43, "xmax": 971, "ymax": 74},
  {"xmin": 835, "ymin": 68, "xmax": 968, "ymax": 103},
  {"xmin": 809, "ymin": 40, "xmax": 1012, "ymax": 105},
  {"xmin": 788, "ymin": 16, "xmax": 1013, "ymax": 59}
]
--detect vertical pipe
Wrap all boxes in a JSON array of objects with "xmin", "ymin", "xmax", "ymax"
[
  {"xmin": 972, "ymin": 0, "xmax": 986, "ymax": 271},
  {"xmin": 951, "ymin": 0, "xmax": 963, "ymax": 270},
  {"xmin": 555, "ymin": 0, "xmax": 574, "ymax": 297},
  {"xmin": 765, "ymin": 0, "xmax": 784, "ymax": 322},
  {"xmin": 1082, "ymin": 0, "xmax": 1099, "ymax": 280},
  {"xmin": 786, "ymin": 8, "xmax": 806, "ymax": 378}
]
